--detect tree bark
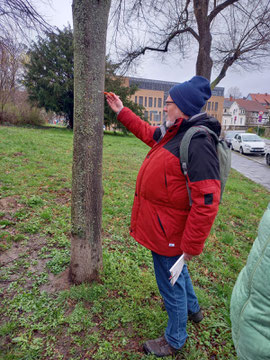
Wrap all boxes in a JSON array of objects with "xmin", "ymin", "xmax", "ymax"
[
  {"xmin": 193, "ymin": 0, "xmax": 213, "ymax": 80},
  {"xmin": 70, "ymin": 0, "xmax": 111, "ymax": 284}
]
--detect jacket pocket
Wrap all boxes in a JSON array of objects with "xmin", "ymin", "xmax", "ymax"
[{"xmin": 157, "ymin": 213, "xmax": 166, "ymax": 237}]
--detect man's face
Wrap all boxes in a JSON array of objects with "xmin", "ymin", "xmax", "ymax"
[{"xmin": 164, "ymin": 95, "xmax": 183, "ymax": 126}]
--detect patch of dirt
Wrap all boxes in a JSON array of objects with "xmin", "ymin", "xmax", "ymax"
[
  {"xmin": 40, "ymin": 268, "xmax": 72, "ymax": 293},
  {"xmin": 0, "ymin": 237, "xmax": 73, "ymax": 295},
  {"xmin": 0, "ymin": 236, "xmax": 47, "ymax": 267},
  {"xmin": 0, "ymin": 236, "xmax": 50, "ymax": 293},
  {"xmin": 0, "ymin": 196, "xmax": 23, "ymax": 212},
  {"xmin": 53, "ymin": 187, "xmax": 71, "ymax": 205}
]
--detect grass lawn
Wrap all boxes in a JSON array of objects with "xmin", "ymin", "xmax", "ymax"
[{"xmin": 0, "ymin": 125, "xmax": 269, "ymax": 360}]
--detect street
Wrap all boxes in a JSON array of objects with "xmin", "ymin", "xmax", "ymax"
[{"xmin": 231, "ymin": 146, "xmax": 270, "ymax": 191}]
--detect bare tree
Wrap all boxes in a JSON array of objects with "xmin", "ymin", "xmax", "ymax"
[
  {"xmin": 0, "ymin": 0, "xmax": 51, "ymax": 47},
  {"xmin": 70, "ymin": 0, "xmax": 111, "ymax": 284},
  {"xmin": 0, "ymin": 40, "xmax": 23, "ymax": 113},
  {"xmin": 110, "ymin": 0, "xmax": 270, "ymax": 88},
  {"xmin": 226, "ymin": 86, "xmax": 242, "ymax": 99}
]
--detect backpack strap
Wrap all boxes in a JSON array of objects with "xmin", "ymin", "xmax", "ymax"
[
  {"xmin": 198, "ymin": 125, "xmax": 219, "ymax": 143},
  {"xmin": 180, "ymin": 126, "xmax": 216, "ymax": 206}
]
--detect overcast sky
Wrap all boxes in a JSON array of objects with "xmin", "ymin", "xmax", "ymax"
[{"xmin": 39, "ymin": 0, "xmax": 270, "ymax": 97}]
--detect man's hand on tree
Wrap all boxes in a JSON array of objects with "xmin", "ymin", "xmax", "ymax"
[{"xmin": 106, "ymin": 93, "xmax": 123, "ymax": 114}]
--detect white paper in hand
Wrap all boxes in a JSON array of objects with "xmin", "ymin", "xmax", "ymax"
[{"xmin": 169, "ymin": 254, "xmax": 185, "ymax": 286}]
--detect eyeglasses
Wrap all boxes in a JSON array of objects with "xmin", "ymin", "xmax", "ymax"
[{"xmin": 165, "ymin": 101, "xmax": 175, "ymax": 106}]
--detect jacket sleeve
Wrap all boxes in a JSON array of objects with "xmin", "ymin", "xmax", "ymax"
[
  {"xmin": 117, "ymin": 107, "xmax": 158, "ymax": 147},
  {"xmin": 181, "ymin": 133, "xmax": 221, "ymax": 255}
]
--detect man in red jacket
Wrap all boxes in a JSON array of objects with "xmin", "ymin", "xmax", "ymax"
[{"xmin": 106, "ymin": 76, "xmax": 221, "ymax": 357}]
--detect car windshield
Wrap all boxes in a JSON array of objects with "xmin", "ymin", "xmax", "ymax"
[{"xmin": 242, "ymin": 135, "xmax": 262, "ymax": 142}]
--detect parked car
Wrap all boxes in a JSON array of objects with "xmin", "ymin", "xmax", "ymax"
[
  {"xmin": 224, "ymin": 130, "xmax": 245, "ymax": 148},
  {"xmin": 266, "ymin": 150, "xmax": 270, "ymax": 166},
  {"xmin": 231, "ymin": 133, "xmax": 267, "ymax": 155}
]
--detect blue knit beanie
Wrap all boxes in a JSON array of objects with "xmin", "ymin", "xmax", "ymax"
[{"xmin": 169, "ymin": 76, "xmax": 211, "ymax": 117}]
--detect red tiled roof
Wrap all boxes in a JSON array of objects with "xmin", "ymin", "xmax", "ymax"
[
  {"xmin": 248, "ymin": 93, "xmax": 270, "ymax": 104},
  {"xmin": 235, "ymin": 99, "xmax": 267, "ymax": 112}
]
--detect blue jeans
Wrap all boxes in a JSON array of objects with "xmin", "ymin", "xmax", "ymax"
[{"xmin": 152, "ymin": 251, "xmax": 200, "ymax": 349}]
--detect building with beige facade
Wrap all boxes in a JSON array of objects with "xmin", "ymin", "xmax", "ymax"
[{"xmin": 123, "ymin": 76, "xmax": 224, "ymax": 125}]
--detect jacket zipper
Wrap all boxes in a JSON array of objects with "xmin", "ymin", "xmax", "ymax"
[{"xmin": 157, "ymin": 214, "xmax": 166, "ymax": 237}]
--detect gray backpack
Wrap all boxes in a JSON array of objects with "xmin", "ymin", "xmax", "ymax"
[{"xmin": 180, "ymin": 125, "xmax": 231, "ymax": 205}]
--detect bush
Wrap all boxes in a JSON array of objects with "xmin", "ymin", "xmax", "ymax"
[
  {"xmin": 257, "ymin": 127, "xmax": 265, "ymax": 136},
  {"xmin": 0, "ymin": 104, "xmax": 45, "ymax": 126},
  {"xmin": 18, "ymin": 107, "xmax": 45, "ymax": 126},
  {"xmin": 246, "ymin": 127, "xmax": 266, "ymax": 136}
]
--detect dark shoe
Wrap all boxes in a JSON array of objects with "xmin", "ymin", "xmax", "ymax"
[
  {"xmin": 143, "ymin": 336, "xmax": 181, "ymax": 357},
  {"xmin": 188, "ymin": 309, "xmax": 203, "ymax": 323}
]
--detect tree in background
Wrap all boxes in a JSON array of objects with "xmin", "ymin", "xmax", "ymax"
[
  {"xmin": 70, "ymin": 0, "xmax": 111, "ymax": 284},
  {"xmin": 111, "ymin": 0, "xmax": 270, "ymax": 88},
  {"xmin": 0, "ymin": 40, "xmax": 24, "ymax": 113},
  {"xmin": 104, "ymin": 59, "xmax": 145, "ymax": 131},
  {"xmin": 23, "ymin": 27, "xmax": 74, "ymax": 128},
  {"xmin": 226, "ymin": 86, "xmax": 242, "ymax": 99},
  {"xmin": 23, "ymin": 28, "xmax": 144, "ymax": 129}
]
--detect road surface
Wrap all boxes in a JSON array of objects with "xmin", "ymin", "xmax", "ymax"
[{"xmin": 231, "ymin": 150, "xmax": 270, "ymax": 191}]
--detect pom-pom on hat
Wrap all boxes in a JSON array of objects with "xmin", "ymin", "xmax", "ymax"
[{"xmin": 169, "ymin": 76, "xmax": 211, "ymax": 117}]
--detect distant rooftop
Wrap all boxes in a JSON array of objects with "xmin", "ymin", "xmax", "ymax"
[
  {"xmin": 236, "ymin": 99, "xmax": 267, "ymax": 112},
  {"xmin": 127, "ymin": 76, "xmax": 224, "ymax": 97},
  {"xmin": 224, "ymin": 98, "xmax": 234, "ymax": 108},
  {"xmin": 247, "ymin": 93, "xmax": 270, "ymax": 105}
]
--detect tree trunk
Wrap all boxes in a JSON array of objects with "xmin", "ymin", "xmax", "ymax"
[
  {"xmin": 70, "ymin": 0, "xmax": 111, "ymax": 284},
  {"xmin": 193, "ymin": 0, "xmax": 213, "ymax": 80}
]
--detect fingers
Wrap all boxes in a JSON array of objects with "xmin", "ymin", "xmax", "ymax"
[
  {"xmin": 104, "ymin": 92, "xmax": 116, "ymax": 100},
  {"xmin": 104, "ymin": 92, "xmax": 123, "ymax": 113},
  {"xmin": 183, "ymin": 252, "xmax": 193, "ymax": 261}
]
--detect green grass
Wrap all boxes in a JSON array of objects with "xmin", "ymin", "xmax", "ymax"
[{"xmin": 0, "ymin": 125, "xmax": 269, "ymax": 360}]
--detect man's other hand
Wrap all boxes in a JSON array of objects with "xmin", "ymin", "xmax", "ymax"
[
  {"xmin": 183, "ymin": 252, "xmax": 193, "ymax": 261},
  {"xmin": 106, "ymin": 93, "xmax": 123, "ymax": 114}
]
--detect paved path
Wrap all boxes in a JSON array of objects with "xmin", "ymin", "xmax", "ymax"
[{"xmin": 231, "ymin": 151, "xmax": 270, "ymax": 191}]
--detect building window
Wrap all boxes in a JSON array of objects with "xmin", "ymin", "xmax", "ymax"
[
  {"xmin": 154, "ymin": 98, "xmax": 157, "ymax": 107},
  {"xmin": 144, "ymin": 111, "xmax": 148, "ymax": 120},
  {"xmin": 215, "ymin": 102, "xmax": 218, "ymax": 111},
  {"xmin": 139, "ymin": 96, "xmax": 143, "ymax": 105},
  {"xmin": 150, "ymin": 112, "xmax": 152, "ymax": 121},
  {"xmin": 149, "ymin": 97, "xmax": 153, "ymax": 107},
  {"xmin": 212, "ymin": 102, "xmax": 214, "ymax": 110},
  {"xmin": 135, "ymin": 96, "xmax": 137, "ymax": 104},
  {"xmin": 240, "ymin": 118, "xmax": 242, "ymax": 124},
  {"xmin": 158, "ymin": 98, "xmax": 162, "ymax": 107},
  {"xmin": 207, "ymin": 102, "xmax": 211, "ymax": 111},
  {"xmin": 151, "ymin": 111, "xmax": 159, "ymax": 121},
  {"xmin": 145, "ymin": 97, "xmax": 147, "ymax": 106}
]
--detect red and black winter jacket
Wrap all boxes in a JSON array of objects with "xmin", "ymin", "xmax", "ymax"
[{"xmin": 118, "ymin": 107, "xmax": 221, "ymax": 256}]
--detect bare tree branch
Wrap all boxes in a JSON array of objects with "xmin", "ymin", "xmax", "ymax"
[
  {"xmin": 118, "ymin": 26, "xmax": 199, "ymax": 70},
  {"xmin": 0, "ymin": 0, "xmax": 52, "ymax": 47},
  {"xmin": 110, "ymin": 0, "xmax": 270, "ymax": 85},
  {"xmin": 208, "ymin": 0, "xmax": 239, "ymax": 24}
]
